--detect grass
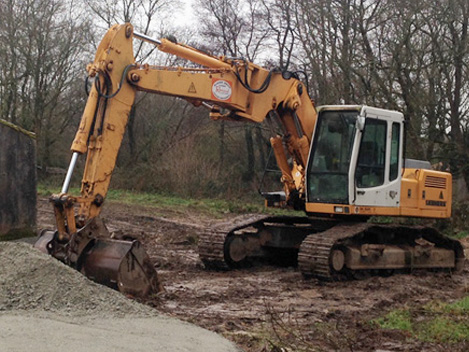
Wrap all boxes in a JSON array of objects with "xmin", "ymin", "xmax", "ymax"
[
  {"xmin": 373, "ymin": 297, "xmax": 469, "ymax": 344},
  {"xmin": 444, "ymin": 295, "xmax": 469, "ymax": 314},
  {"xmin": 452, "ymin": 230, "xmax": 469, "ymax": 239},
  {"xmin": 374, "ymin": 309, "xmax": 412, "ymax": 332},
  {"xmin": 0, "ymin": 227, "xmax": 36, "ymax": 241},
  {"xmin": 418, "ymin": 317, "xmax": 469, "ymax": 343},
  {"xmin": 37, "ymin": 184, "xmax": 303, "ymax": 218}
]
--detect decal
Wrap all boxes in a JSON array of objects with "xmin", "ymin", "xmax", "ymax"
[
  {"xmin": 426, "ymin": 200, "xmax": 446, "ymax": 207},
  {"xmin": 211, "ymin": 79, "xmax": 232, "ymax": 101},
  {"xmin": 188, "ymin": 82, "xmax": 197, "ymax": 93}
]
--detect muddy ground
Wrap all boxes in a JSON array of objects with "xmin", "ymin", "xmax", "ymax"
[{"xmin": 37, "ymin": 198, "xmax": 469, "ymax": 351}]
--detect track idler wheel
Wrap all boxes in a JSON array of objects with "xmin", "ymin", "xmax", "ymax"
[
  {"xmin": 330, "ymin": 248, "xmax": 345, "ymax": 272},
  {"xmin": 224, "ymin": 235, "xmax": 249, "ymax": 268}
]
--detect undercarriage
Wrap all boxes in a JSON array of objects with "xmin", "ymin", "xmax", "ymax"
[{"xmin": 198, "ymin": 216, "xmax": 465, "ymax": 279}]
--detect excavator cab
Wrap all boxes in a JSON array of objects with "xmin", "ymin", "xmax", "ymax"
[
  {"xmin": 305, "ymin": 104, "xmax": 454, "ymax": 222},
  {"xmin": 306, "ymin": 105, "xmax": 406, "ymax": 216}
]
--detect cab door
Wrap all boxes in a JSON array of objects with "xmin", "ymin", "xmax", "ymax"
[{"xmin": 350, "ymin": 107, "xmax": 403, "ymax": 207}]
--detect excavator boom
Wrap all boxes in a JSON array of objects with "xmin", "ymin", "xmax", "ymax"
[{"xmin": 35, "ymin": 23, "xmax": 318, "ymax": 295}]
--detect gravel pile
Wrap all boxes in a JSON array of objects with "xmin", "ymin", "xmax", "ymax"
[
  {"xmin": 0, "ymin": 242, "xmax": 152, "ymax": 317},
  {"xmin": 0, "ymin": 242, "xmax": 242, "ymax": 352}
]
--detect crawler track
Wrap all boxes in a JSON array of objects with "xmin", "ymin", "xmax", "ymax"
[
  {"xmin": 298, "ymin": 223, "xmax": 370, "ymax": 279},
  {"xmin": 200, "ymin": 216, "xmax": 465, "ymax": 280},
  {"xmin": 198, "ymin": 231, "xmax": 228, "ymax": 269},
  {"xmin": 198, "ymin": 215, "xmax": 268, "ymax": 270},
  {"xmin": 198, "ymin": 215, "xmax": 337, "ymax": 270},
  {"xmin": 298, "ymin": 223, "xmax": 465, "ymax": 279}
]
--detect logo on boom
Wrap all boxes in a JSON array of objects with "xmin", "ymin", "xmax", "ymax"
[{"xmin": 211, "ymin": 79, "xmax": 232, "ymax": 101}]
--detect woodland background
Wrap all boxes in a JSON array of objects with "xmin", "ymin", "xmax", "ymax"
[{"xmin": 1, "ymin": 0, "xmax": 468, "ymax": 222}]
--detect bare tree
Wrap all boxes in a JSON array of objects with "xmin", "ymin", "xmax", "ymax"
[
  {"xmin": 437, "ymin": 0, "xmax": 469, "ymax": 188},
  {"xmin": 260, "ymin": 0, "xmax": 297, "ymax": 71},
  {"xmin": 295, "ymin": 0, "xmax": 360, "ymax": 103},
  {"xmin": 194, "ymin": 0, "xmax": 273, "ymax": 181},
  {"xmin": 0, "ymin": 0, "xmax": 90, "ymax": 169}
]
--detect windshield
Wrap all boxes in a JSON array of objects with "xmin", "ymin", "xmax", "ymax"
[{"xmin": 307, "ymin": 110, "xmax": 358, "ymax": 204}]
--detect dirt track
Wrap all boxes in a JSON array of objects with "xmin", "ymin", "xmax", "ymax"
[{"xmin": 37, "ymin": 198, "xmax": 469, "ymax": 351}]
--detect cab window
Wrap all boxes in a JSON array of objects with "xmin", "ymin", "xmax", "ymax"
[
  {"xmin": 390, "ymin": 122, "xmax": 400, "ymax": 181},
  {"xmin": 355, "ymin": 119, "xmax": 386, "ymax": 188},
  {"xmin": 307, "ymin": 111, "xmax": 357, "ymax": 204}
]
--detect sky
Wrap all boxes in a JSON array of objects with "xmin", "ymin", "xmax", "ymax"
[{"xmin": 174, "ymin": 0, "xmax": 197, "ymax": 28}]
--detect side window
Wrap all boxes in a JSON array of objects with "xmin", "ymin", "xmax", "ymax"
[
  {"xmin": 355, "ymin": 119, "xmax": 387, "ymax": 188},
  {"xmin": 390, "ymin": 123, "xmax": 400, "ymax": 181}
]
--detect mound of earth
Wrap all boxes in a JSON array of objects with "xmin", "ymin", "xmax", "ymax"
[{"xmin": 0, "ymin": 242, "xmax": 242, "ymax": 352}]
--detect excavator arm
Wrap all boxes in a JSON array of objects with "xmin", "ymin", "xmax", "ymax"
[
  {"xmin": 62, "ymin": 24, "xmax": 317, "ymax": 220},
  {"xmin": 35, "ymin": 23, "xmax": 318, "ymax": 296},
  {"xmin": 76, "ymin": 24, "xmax": 316, "ymax": 219}
]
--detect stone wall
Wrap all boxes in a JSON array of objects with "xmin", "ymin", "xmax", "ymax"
[{"xmin": 0, "ymin": 120, "xmax": 36, "ymax": 235}]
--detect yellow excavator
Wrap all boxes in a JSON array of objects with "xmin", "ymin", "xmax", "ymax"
[{"xmin": 35, "ymin": 24, "xmax": 464, "ymax": 296}]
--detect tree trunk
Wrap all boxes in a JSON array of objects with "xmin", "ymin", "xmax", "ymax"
[{"xmin": 243, "ymin": 125, "xmax": 255, "ymax": 181}]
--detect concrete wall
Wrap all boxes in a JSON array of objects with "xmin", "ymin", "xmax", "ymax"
[{"xmin": 0, "ymin": 120, "xmax": 37, "ymax": 235}]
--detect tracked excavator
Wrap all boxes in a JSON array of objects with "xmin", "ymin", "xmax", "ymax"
[{"xmin": 35, "ymin": 24, "xmax": 464, "ymax": 296}]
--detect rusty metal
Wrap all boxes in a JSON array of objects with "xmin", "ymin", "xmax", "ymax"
[
  {"xmin": 198, "ymin": 231, "xmax": 228, "ymax": 269},
  {"xmin": 34, "ymin": 229, "xmax": 69, "ymax": 263},
  {"xmin": 331, "ymin": 249, "xmax": 345, "ymax": 271},
  {"xmin": 198, "ymin": 215, "xmax": 268, "ymax": 269},
  {"xmin": 225, "ymin": 235, "xmax": 248, "ymax": 263},
  {"xmin": 343, "ymin": 245, "xmax": 455, "ymax": 270},
  {"xmin": 81, "ymin": 239, "xmax": 160, "ymax": 296},
  {"xmin": 298, "ymin": 224, "xmax": 354, "ymax": 280},
  {"xmin": 34, "ymin": 229, "xmax": 56, "ymax": 254}
]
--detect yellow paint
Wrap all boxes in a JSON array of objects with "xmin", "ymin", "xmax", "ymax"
[
  {"xmin": 61, "ymin": 23, "xmax": 318, "ymax": 222},
  {"xmin": 305, "ymin": 168, "xmax": 452, "ymax": 219}
]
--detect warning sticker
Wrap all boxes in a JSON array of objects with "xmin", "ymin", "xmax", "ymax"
[
  {"xmin": 188, "ymin": 82, "xmax": 197, "ymax": 93},
  {"xmin": 211, "ymin": 79, "xmax": 232, "ymax": 101}
]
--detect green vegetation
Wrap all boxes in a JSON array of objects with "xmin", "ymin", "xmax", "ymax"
[
  {"xmin": 374, "ymin": 309, "xmax": 412, "ymax": 332},
  {"xmin": 373, "ymin": 297, "xmax": 469, "ymax": 343},
  {"xmin": 452, "ymin": 231, "xmax": 469, "ymax": 240},
  {"xmin": 445, "ymin": 296, "xmax": 469, "ymax": 314},
  {"xmin": 0, "ymin": 227, "xmax": 36, "ymax": 241},
  {"xmin": 418, "ymin": 317, "xmax": 469, "ymax": 343},
  {"xmin": 37, "ymin": 184, "xmax": 302, "ymax": 218}
]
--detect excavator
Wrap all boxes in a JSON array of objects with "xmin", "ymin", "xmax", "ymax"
[{"xmin": 35, "ymin": 24, "xmax": 464, "ymax": 296}]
